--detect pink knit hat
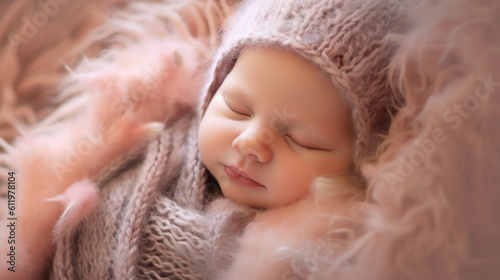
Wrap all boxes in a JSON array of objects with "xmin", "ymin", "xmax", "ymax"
[{"xmin": 203, "ymin": 0, "xmax": 410, "ymax": 164}]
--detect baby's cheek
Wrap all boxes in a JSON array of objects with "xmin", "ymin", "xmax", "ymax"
[
  {"xmin": 199, "ymin": 114, "xmax": 232, "ymax": 167},
  {"xmin": 198, "ymin": 117, "xmax": 216, "ymax": 165},
  {"xmin": 313, "ymin": 153, "xmax": 353, "ymax": 176},
  {"xmin": 270, "ymin": 164, "xmax": 314, "ymax": 206}
]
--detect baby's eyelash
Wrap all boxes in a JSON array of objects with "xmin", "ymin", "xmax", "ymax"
[
  {"xmin": 226, "ymin": 102, "xmax": 250, "ymax": 117},
  {"xmin": 285, "ymin": 135, "xmax": 319, "ymax": 150},
  {"xmin": 221, "ymin": 91, "xmax": 251, "ymax": 117}
]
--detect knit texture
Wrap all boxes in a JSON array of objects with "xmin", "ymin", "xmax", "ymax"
[
  {"xmin": 203, "ymin": 0, "xmax": 410, "ymax": 164},
  {"xmin": 43, "ymin": 0, "xmax": 249, "ymax": 279},
  {"xmin": 50, "ymin": 114, "xmax": 232, "ymax": 280},
  {"xmin": 50, "ymin": 114, "xmax": 257, "ymax": 279}
]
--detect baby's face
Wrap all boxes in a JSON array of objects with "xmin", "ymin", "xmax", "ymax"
[{"xmin": 199, "ymin": 48, "xmax": 355, "ymax": 208}]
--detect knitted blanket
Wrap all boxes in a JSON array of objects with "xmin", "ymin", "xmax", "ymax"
[
  {"xmin": 1, "ymin": 0, "xmax": 241, "ymax": 279},
  {"xmin": 1, "ymin": 0, "xmax": 499, "ymax": 279}
]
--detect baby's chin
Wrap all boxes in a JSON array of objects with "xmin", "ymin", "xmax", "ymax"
[
  {"xmin": 221, "ymin": 187, "xmax": 306, "ymax": 210},
  {"xmin": 219, "ymin": 189, "xmax": 265, "ymax": 210}
]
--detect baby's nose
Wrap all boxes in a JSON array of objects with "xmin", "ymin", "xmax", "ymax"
[{"xmin": 232, "ymin": 127, "xmax": 272, "ymax": 163}]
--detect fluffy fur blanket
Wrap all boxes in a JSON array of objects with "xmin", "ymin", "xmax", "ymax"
[
  {"xmin": 0, "ymin": 0, "xmax": 232, "ymax": 278},
  {"xmin": 1, "ymin": 0, "xmax": 499, "ymax": 279},
  {"xmin": 0, "ymin": 0, "xmax": 128, "ymax": 148}
]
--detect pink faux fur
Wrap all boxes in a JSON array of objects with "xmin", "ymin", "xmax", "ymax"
[
  {"xmin": 47, "ymin": 178, "xmax": 100, "ymax": 240},
  {"xmin": 5, "ymin": 36, "xmax": 204, "ymax": 200},
  {"xmin": 220, "ymin": 190, "xmax": 364, "ymax": 280},
  {"xmin": 1, "ymin": 0, "xmax": 230, "ymax": 278},
  {"xmin": 0, "ymin": 0, "xmax": 130, "ymax": 147},
  {"xmin": 0, "ymin": 25, "xmax": 207, "ymax": 280},
  {"xmin": 355, "ymin": 0, "xmax": 500, "ymax": 278}
]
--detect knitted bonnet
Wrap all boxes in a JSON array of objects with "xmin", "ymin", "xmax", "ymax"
[{"xmin": 203, "ymin": 0, "xmax": 409, "ymax": 164}]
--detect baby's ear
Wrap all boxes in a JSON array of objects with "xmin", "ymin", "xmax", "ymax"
[{"xmin": 46, "ymin": 178, "xmax": 99, "ymax": 241}]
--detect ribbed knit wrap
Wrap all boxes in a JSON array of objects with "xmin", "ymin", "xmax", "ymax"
[
  {"xmin": 50, "ymin": 113, "xmax": 257, "ymax": 280},
  {"xmin": 45, "ymin": 0, "xmax": 255, "ymax": 279}
]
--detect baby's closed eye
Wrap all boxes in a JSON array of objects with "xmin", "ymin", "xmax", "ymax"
[{"xmin": 285, "ymin": 134, "xmax": 329, "ymax": 151}]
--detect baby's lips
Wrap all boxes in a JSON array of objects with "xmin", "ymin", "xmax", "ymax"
[{"xmin": 224, "ymin": 165, "xmax": 265, "ymax": 188}]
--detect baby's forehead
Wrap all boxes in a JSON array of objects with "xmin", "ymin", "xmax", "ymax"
[{"xmin": 218, "ymin": 48, "xmax": 354, "ymax": 132}]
